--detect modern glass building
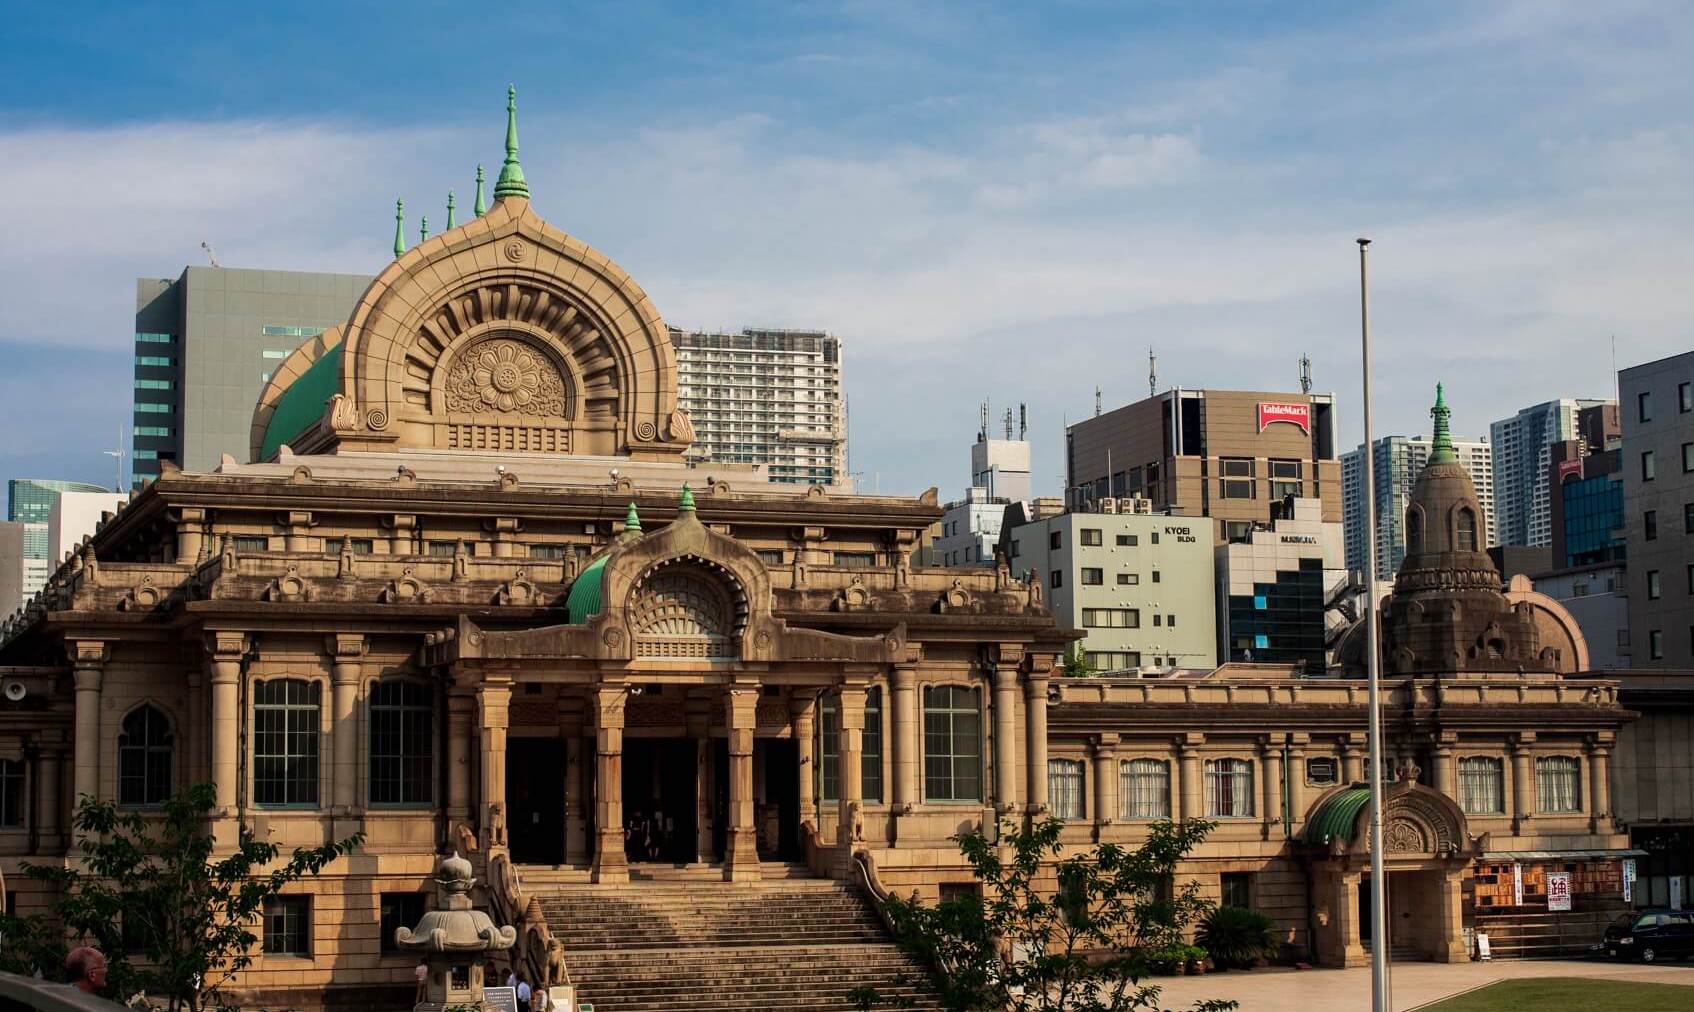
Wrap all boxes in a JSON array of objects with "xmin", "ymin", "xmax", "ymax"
[
  {"xmin": 6, "ymin": 478, "xmax": 112, "ymax": 599},
  {"xmin": 1558, "ymin": 472, "xmax": 1625, "ymax": 567}
]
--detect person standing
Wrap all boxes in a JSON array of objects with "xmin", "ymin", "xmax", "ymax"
[
  {"xmin": 413, "ymin": 960, "xmax": 428, "ymax": 1004},
  {"xmin": 515, "ymin": 976, "xmax": 532, "ymax": 1012}
]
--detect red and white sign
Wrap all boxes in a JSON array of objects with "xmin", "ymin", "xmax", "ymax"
[
  {"xmin": 1257, "ymin": 401, "xmax": 1311, "ymax": 434},
  {"xmin": 1558, "ymin": 459, "xmax": 1584, "ymax": 482},
  {"xmin": 1547, "ymin": 871, "xmax": 1572, "ymax": 912}
]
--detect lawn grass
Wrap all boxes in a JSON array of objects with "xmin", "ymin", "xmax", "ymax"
[{"xmin": 1418, "ymin": 976, "xmax": 1694, "ymax": 1011}]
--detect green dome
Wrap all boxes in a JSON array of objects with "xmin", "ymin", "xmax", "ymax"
[
  {"xmin": 565, "ymin": 555, "xmax": 608, "ymax": 624},
  {"xmin": 260, "ymin": 345, "xmax": 342, "ymax": 460},
  {"xmin": 1300, "ymin": 786, "xmax": 1370, "ymax": 846}
]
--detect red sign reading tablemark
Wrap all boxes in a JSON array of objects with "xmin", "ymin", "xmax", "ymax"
[{"xmin": 1257, "ymin": 402, "xmax": 1311, "ymax": 434}]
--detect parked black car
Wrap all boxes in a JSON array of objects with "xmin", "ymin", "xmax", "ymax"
[{"xmin": 1603, "ymin": 909, "xmax": 1694, "ymax": 962}]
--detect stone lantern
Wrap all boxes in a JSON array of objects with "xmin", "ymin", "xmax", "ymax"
[{"xmin": 396, "ymin": 852, "xmax": 518, "ymax": 1011}]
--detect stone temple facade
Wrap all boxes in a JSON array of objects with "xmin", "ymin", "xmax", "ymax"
[{"xmin": 0, "ymin": 93, "xmax": 1639, "ymax": 1006}]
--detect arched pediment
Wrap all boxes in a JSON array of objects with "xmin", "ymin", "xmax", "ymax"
[{"xmin": 1304, "ymin": 780, "xmax": 1471, "ymax": 863}]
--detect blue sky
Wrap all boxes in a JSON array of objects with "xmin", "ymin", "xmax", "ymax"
[{"xmin": 2, "ymin": 1, "xmax": 1690, "ymax": 497}]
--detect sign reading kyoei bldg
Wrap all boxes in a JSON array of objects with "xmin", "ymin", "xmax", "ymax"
[{"xmin": 1257, "ymin": 401, "xmax": 1310, "ymax": 434}]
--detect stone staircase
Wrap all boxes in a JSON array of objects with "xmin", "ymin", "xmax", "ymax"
[{"xmin": 534, "ymin": 863, "xmax": 944, "ymax": 1011}]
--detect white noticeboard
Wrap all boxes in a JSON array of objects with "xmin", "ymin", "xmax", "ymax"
[
  {"xmin": 1672, "ymin": 875, "xmax": 1685, "ymax": 911},
  {"xmin": 1512, "ymin": 863, "xmax": 1524, "ymax": 907},
  {"xmin": 1547, "ymin": 872, "xmax": 1572, "ymax": 912},
  {"xmin": 1622, "ymin": 859, "xmax": 1636, "ymax": 904},
  {"xmin": 1476, "ymin": 932, "xmax": 1491, "ymax": 961}
]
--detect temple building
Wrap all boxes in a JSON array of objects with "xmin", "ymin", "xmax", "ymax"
[{"xmin": 0, "ymin": 92, "xmax": 1639, "ymax": 1007}]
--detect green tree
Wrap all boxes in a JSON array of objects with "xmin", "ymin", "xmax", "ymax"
[
  {"xmin": 1194, "ymin": 906, "xmax": 1275, "ymax": 971},
  {"xmin": 0, "ymin": 783, "xmax": 362, "ymax": 1011},
  {"xmin": 1060, "ymin": 644, "xmax": 1095, "ymax": 679},
  {"xmin": 862, "ymin": 817, "xmax": 1234, "ymax": 1012}
]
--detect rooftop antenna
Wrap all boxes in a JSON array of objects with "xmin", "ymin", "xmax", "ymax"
[
  {"xmin": 1018, "ymin": 403, "xmax": 1027, "ymax": 441},
  {"xmin": 1148, "ymin": 346, "xmax": 1157, "ymax": 398},
  {"xmin": 1094, "ymin": 386, "xmax": 1102, "ymax": 417},
  {"xmin": 200, "ymin": 241, "xmax": 220, "ymax": 268},
  {"xmin": 978, "ymin": 401, "xmax": 989, "ymax": 441},
  {"xmin": 103, "ymin": 426, "xmax": 123, "ymax": 492},
  {"xmin": 1299, "ymin": 353, "xmax": 1313, "ymax": 394},
  {"xmin": 1003, "ymin": 407, "xmax": 1013, "ymax": 441}
]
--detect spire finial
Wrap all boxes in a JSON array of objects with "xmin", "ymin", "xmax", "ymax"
[
  {"xmin": 392, "ymin": 199, "xmax": 406, "ymax": 258},
  {"xmin": 1429, "ymin": 382, "xmax": 1456, "ymax": 464},
  {"xmin": 494, "ymin": 84, "xmax": 529, "ymax": 200},
  {"xmin": 445, "ymin": 190, "xmax": 457, "ymax": 229},
  {"xmin": 474, "ymin": 165, "xmax": 488, "ymax": 216},
  {"xmin": 624, "ymin": 501, "xmax": 642, "ymax": 533},
  {"xmin": 419, "ymin": 215, "xmax": 429, "ymax": 243},
  {"xmin": 679, "ymin": 484, "xmax": 696, "ymax": 515}
]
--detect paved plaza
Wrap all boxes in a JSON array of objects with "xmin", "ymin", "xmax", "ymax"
[{"xmin": 1144, "ymin": 959, "xmax": 1694, "ymax": 1011}]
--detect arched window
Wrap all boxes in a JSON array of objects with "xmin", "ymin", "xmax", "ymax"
[
  {"xmin": 923, "ymin": 685, "xmax": 982, "ymax": 802},
  {"xmin": 1536, "ymin": 756, "xmax": 1582, "ymax": 813},
  {"xmin": 1047, "ymin": 759, "xmax": 1085, "ymax": 820},
  {"xmin": 1456, "ymin": 507, "xmax": 1478, "ymax": 553},
  {"xmin": 1120, "ymin": 758, "xmax": 1171, "ymax": 819},
  {"xmin": 118, "ymin": 705, "xmax": 174, "ymax": 806},
  {"xmin": 369, "ymin": 680, "xmax": 434, "ymax": 806},
  {"xmin": 0, "ymin": 759, "xmax": 24, "ymax": 827},
  {"xmin": 1405, "ymin": 505, "xmax": 1424, "ymax": 557},
  {"xmin": 253, "ymin": 679, "xmax": 322, "ymax": 807},
  {"xmin": 1458, "ymin": 757, "xmax": 1504, "ymax": 814},
  {"xmin": 1204, "ymin": 758, "xmax": 1254, "ymax": 818}
]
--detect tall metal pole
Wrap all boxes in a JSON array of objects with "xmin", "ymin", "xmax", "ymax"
[{"xmin": 1357, "ymin": 237, "xmax": 1389, "ymax": 1011}]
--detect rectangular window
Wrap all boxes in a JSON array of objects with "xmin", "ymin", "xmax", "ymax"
[
  {"xmin": 1050, "ymin": 570, "xmax": 1063, "ymax": 589},
  {"xmin": 1681, "ymin": 381, "xmax": 1692, "ymax": 413},
  {"xmin": 1081, "ymin": 608, "xmax": 1138, "ymax": 628},
  {"xmin": 1648, "ymin": 570, "xmax": 1662, "ymax": 600},
  {"xmin": 133, "ymin": 450, "xmax": 158, "ymax": 460},
  {"xmin": 1167, "ymin": 614, "xmax": 1177, "ymax": 627},
  {"xmin": 253, "ymin": 680, "xmax": 321, "ymax": 807},
  {"xmin": 135, "ymin": 356, "xmax": 174, "ymax": 367},
  {"xmin": 1221, "ymin": 872, "xmax": 1252, "ymax": 910},
  {"xmin": 1270, "ymin": 460, "xmax": 1302, "ymax": 479},
  {"xmin": 1151, "ymin": 570, "xmax": 1161, "ymax": 583},
  {"xmin": 135, "ymin": 332, "xmax": 175, "ymax": 343},
  {"xmin": 1117, "ymin": 573, "xmax": 1139, "ymax": 585},
  {"xmin": 1305, "ymin": 757, "xmax": 1338, "ymax": 786},
  {"xmin": 379, "ymin": 893, "xmax": 426, "ymax": 955},
  {"xmin": 428, "ymin": 541, "xmax": 458, "ymax": 557},
  {"xmin": 1153, "ymin": 614, "xmax": 1162, "ymax": 626},
  {"xmin": 923, "ymin": 685, "xmax": 982, "ymax": 802},
  {"xmin": 0, "ymin": 761, "xmax": 23, "ymax": 827},
  {"xmin": 863, "ymin": 687, "xmax": 883, "ymax": 803},
  {"xmin": 262, "ymin": 349, "xmax": 293, "ymax": 359},
  {"xmin": 833, "ymin": 551, "xmax": 875, "ymax": 568},
  {"xmin": 1047, "ymin": 759, "xmax": 1085, "ymax": 820},
  {"xmin": 1272, "ymin": 480, "xmax": 1303, "ymax": 499},
  {"xmin": 346, "ymin": 538, "xmax": 374, "ymax": 555},
  {"xmin": 1535, "ymin": 757, "xmax": 1582, "ymax": 813},
  {"xmin": 1459, "ymin": 757, "xmax": 1504, "ymax": 814},
  {"xmin": 1650, "ymin": 629, "xmax": 1664, "ymax": 659},
  {"xmin": 133, "ymin": 426, "xmax": 173, "ymax": 437},
  {"xmin": 1049, "ymin": 531, "xmax": 1062, "ymax": 550},
  {"xmin": 263, "ymin": 896, "xmax": 311, "ymax": 956},
  {"xmin": 1645, "ymin": 510, "xmax": 1658, "ymax": 541},
  {"xmin": 526, "ymin": 543, "xmax": 568, "ymax": 560},
  {"xmin": 1120, "ymin": 759, "xmax": 1170, "ymax": 819},
  {"xmin": 1221, "ymin": 480, "xmax": 1253, "ymax": 499},
  {"xmin": 1116, "ymin": 534, "xmax": 1138, "ymax": 546},
  {"xmin": 369, "ymin": 681, "xmax": 433, "ymax": 806},
  {"xmin": 1081, "ymin": 528, "xmax": 1103, "ymax": 546},
  {"xmin": 135, "ymin": 402, "xmax": 174, "ymax": 414},
  {"xmin": 261, "ymin": 325, "xmax": 327, "ymax": 337},
  {"xmin": 1642, "ymin": 450, "xmax": 1656, "ymax": 481},
  {"xmin": 1638, "ymin": 391, "xmax": 1653, "ymax": 423},
  {"xmin": 1684, "ymin": 443, "xmax": 1694, "ymax": 473},
  {"xmin": 1205, "ymin": 759, "xmax": 1254, "ymax": 818},
  {"xmin": 1221, "ymin": 458, "xmax": 1254, "ymax": 477},
  {"xmin": 1086, "ymin": 651, "xmax": 1140, "ymax": 670},
  {"xmin": 1080, "ymin": 568, "xmax": 1103, "ymax": 585},
  {"xmin": 134, "ymin": 379, "xmax": 174, "ymax": 390},
  {"xmin": 756, "ymin": 548, "xmax": 785, "ymax": 564},
  {"xmin": 233, "ymin": 535, "xmax": 269, "ymax": 552}
]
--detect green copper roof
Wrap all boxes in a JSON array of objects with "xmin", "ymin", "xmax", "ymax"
[
  {"xmin": 565, "ymin": 554, "xmax": 608, "ymax": 624},
  {"xmin": 493, "ymin": 85, "xmax": 529, "ymax": 200},
  {"xmin": 392, "ymin": 199, "xmax": 406, "ymax": 258},
  {"xmin": 624, "ymin": 501, "xmax": 642, "ymax": 532},
  {"xmin": 1301, "ymin": 786, "xmax": 1370, "ymax": 845},
  {"xmin": 473, "ymin": 165, "xmax": 487, "ymax": 216},
  {"xmin": 1428, "ymin": 382, "xmax": 1457, "ymax": 465},
  {"xmin": 260, "ymin": 345, "xmax": 343, "ymax": 460},
  {"xmin": 679, "ymin": 484, "xmax": 696, "ymax": 514},
  {"xmin": 445, "ymin": 191, "xmax": 457, "ymax": 229}
]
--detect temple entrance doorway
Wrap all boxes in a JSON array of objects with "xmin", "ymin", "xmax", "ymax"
[
  {"xmin": 507, "ymin": 738, "xmax": 566, "ymax": 865},
  {"xmin": 755, "ymin": 739, "xmax": 801, "ymax": 861},
  {"xmin": 623, "ymin": 737, "xmax": 699, "ymax": 863}
]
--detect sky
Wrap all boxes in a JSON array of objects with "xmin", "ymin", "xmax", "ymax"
[{"xmin": 1, "ymin": 0, "xmax": 1690, "ymax": 500}]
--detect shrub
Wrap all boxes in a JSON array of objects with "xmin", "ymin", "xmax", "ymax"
[{"xmin": 1195, "ymin": 906, "xmax": 1276, "ymax": 971}]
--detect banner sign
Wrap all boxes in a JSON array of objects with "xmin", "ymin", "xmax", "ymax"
[
  {"xmin": 1512, "ymin": 863, "xmax": 1524, "ymax": 907},
  {"xmin": 1557, "ymin": 458, "xmax": 1584, "ymax": 482},
  {"xmin": 1547, "ymin": 872, "xmax": 1572, "ymax": 912},
  {"xmin": 1257, "ymin": 401, "xmax": 1311, "ymax": 434},
  {"xmin": 1623, "ymin": 859, "xmax": 1636, "ymax": 904}
]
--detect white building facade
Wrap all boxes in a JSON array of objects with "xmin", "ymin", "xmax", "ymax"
[
  {"xmin": 1215, "ymin": 498, "xmax": 1349, "ymax": 672},
  {"xmin": 1491, "ymin": 399, "xmax": 1610, "ymax": 548},
  {"xmin": 934, "ymin": 488, "xmax": 1010, "ymax": 567},
  {"xmin": 1005, "ymin": 506, "xmax": 1218, "ymax": 671},
  {"xmin": 669, "ymin": 327, "xmax": 847, "ymax": 486},
  {"xmin": 48, "ymin": 491, "xmax": 128, "ymax": 568},
  {"xmin": 1342, "ymin": 434, "xmax": 1495, "ymax": 575}
]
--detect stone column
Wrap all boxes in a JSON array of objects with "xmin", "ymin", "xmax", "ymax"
[
  {"xmin": 477, "ymin": 681, "xmax": 512, "ymax": 850},
  {"xmin": 446, "ymin": 693, "xmax": 474, "ymax": 829},
  {"xmin": 686, "ymin": 693, "xmax": 714, "ymax": 862},
  {"xmin": 723, "ymin": 682, "xmax": 761, "ymax": 881},
  {"xmin": 1261, "ymin": 738, "xmax": 1283, "ymax": 840},
  {"xmin": 37, "ymin": 746, "xmax": 63, "ymax": 852},
  {"xmin": 70, "ymin": 641, "xmax": 107, "ymax": 807},
  {"xmin": 388, "ymin": 514, "xmax": 417, "ymax": 556},
  {"xmin": 1342, "ymin": 739, "xmax": 1364, "ymax": 785},
  {"xmin": 1433, "ymin": 742, "xmax": 1456, "ymax": 800},
  {"xmin": 1177, "ymin": 735, "xmax": 1204, "ymax": 824},
  {"xmin": 837, "ymin": 682, "xmax": 867, "ymax": 867},
  {"xmin": 1589, "ymin": 742, "xmax": 1612, "ymax": 831},
  {"xmin": 174, "ymin": 507, "xmax": 206, "ymax": 565},
  {"xmin": 891, "ymin": 665, "xmax": 918, "ymax": 815},
  {"xmin": 1434, "ymin": 870, "xmax": 1468, "ymax": 962},
  {"xmin": 281, "ymin": 511, "xmax": 315, "ymax": 552},
  {"xmin": 1338, "ymin": 871, "xmax": 1366, "ymax": 967},
  {"xmin": 1092, "ymin": 734, "xmax": 1118, "ymax": 835},
  {"xmin": 591, "ymin": 685, "xmax": 627, "ymax": 883},
  {"xmin": 992, "ymin": 665, "xmax": 1021, "ymax": 817},
  {"xmin": 561, "ymin": 695, "xmax": 588, "ymax": 866},
  {"xmin": 1286, "ymin": 737, "xmax": 1307, "ymax": 833},
  {"xmin": 205, "ymin": 633, "xmax": 245, "ymax": 849},
  {"xmin": 1510, "ymin": 735, "xmax": 1535, "ymax": 832},
  {"xmin": 790, "ymin": 692, "xmax": 818, "ymax": 826},
  {"xmin": 1023, "ymin": 673, "xmax": 1050, "ymax": 816},
  {"xmin": 327, "ymin": 635, "xmax": 365, "ymax": 817}
]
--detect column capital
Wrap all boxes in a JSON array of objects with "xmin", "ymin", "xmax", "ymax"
[
  {"xmin": 478, "ymin": 683, "xmax": 512, "ymax": 729},
  {"xmin": 1090, "ymin": 733, "xmax": 1119, "ymax": 757},
  {"xmin": 1510, "ymin": 732, "xmax": 1537, "ymax": 751},
  {"xmin": 1176, "ymin": 732, "xmax": 1206, "ymax": 753},
  {"xmin": 204, "ymin": 631, "xmax": 250, "ymax": 661},
  {"xmin": 1585, "ymin": 731, "xmax": 1617, "ymax": 750},
  {"xmin": 992, "ymin": 666, "xmax": 1021, "ymax": 691},
  {"xmin": 892, "ymin": 664, "xmax": 918, "ymax": 689},
  {"xmin": 69, "ymin": 640, "xmax": 109, "ymax": 669},
  {"xmin": 324, "ymin": 633, "xmax": 367, "ymax": 662}
]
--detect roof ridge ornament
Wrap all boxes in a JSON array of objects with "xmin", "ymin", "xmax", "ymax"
[
  {"xmin": 473, "ymin": 165, "xmax": 487, "ymax": 216},
  {"xmin": 679, "ymin": 483, "xmax": 696, "ymax": 515},
  {"xmin": 493, "ymin": 84, "xmax": 529, "ymax": 201},
  {"xmin": 625, "ymin": 501, "xmax": 642, "ymax": 533},
  {"xmin": 1429, "ymin": 382, "xmax": 1456, "ymax": 465},
  {"xmin": 392, "ymin": 199, "xmax": 406, "ymax": 258},
  {"xmin": 445, "ymin": 190, "xmax": 457, "ymax": 229},
  {"xmin": 419, "ymin": 214, "xmax": 429, "ymax": 243}
]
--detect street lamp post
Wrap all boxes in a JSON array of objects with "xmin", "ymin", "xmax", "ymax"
[{"xmin": 1357, "ymin": 237, "xmax": 1390, "ymax": 1012}]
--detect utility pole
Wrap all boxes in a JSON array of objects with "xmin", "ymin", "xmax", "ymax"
[{"xmin": 1358, "ymin": 237, "xmax": 1390, "ymax": 1012}]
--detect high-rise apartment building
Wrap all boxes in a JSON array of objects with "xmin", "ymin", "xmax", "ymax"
[
  {"xmin": 1620, "ymin": 350, "xmax": 1694, "ymax": 668},
  {"xmin": 6, "ymin": 479, "xmax": 114, "ymax": 600},
  {"xmin": 1490, "ymin": 397, "xmax": 1613, "ymax": 548},
  {"xmin": 1065, "ymin": 388, "xmax": 1340, "ymax": 542},
  {"xmin": 669, "ymin": 327, "xmax": 846, "ymax": 486},
  {"xmin": 133, "ymin": 267, "xmax": 373, "ymax": 483},
  {"xmin": 1341, "ymin": 434, "xmax": 1495, "ymax": 576}
]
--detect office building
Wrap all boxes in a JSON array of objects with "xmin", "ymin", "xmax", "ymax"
[
  {"xmin": 1620, "ymin": 350, "xmax": 1694, "ymax": 668},
  {"xmin": 1490, "ymin": 397, "xmax": 1613, "ymax": 548},
  {"xmin": 1215, "ymin": 497, "xmax": 1348, "ymax": 671},
  {"xmin": 934, "ymin": 487, "xmax": 1011, "ymax": 567},
  {"xmin": 49, "ymin": 491, "xmax": 128, "ymax": 566},
  {"xmin": 669, "ymin": 327, "xmax": 846, "ymax": 485},
  {"xmin": 1005, "ymin": 504, "xmax": 1218, "ymax": 670},
  {"xmin": 1065, "ymin": 388, "xmax": 1340, "ymax": 543},
  {"xmin": 1532, "ymin": 563, "xmax": 1629, "ymax": 670},
  {"xmin": 6, "ymin": 479, "xmax": 113, "ymax": 600},
  {"xmin": 971, "ymin": 404, "xmax": 1032, "ymax": 501},
  {"xmin": 0, "ymin": 521, "xmax": 24, "ymax": 619},
  {"xmin": 1548, "ymin": 442, "xmax": 1625, "ymax": 569},
  {"xmin": 133, "ymin": 266, "xmax": 373, "ymax": 482},
  {"xmin": 1341, "ymin": 433, "xmax": 1495, "ymax": 577}
]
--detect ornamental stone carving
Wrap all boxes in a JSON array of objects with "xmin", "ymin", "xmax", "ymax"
[{"xmin": 446, "ymin": 339, "xmax": 567, "ymax": 416}]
